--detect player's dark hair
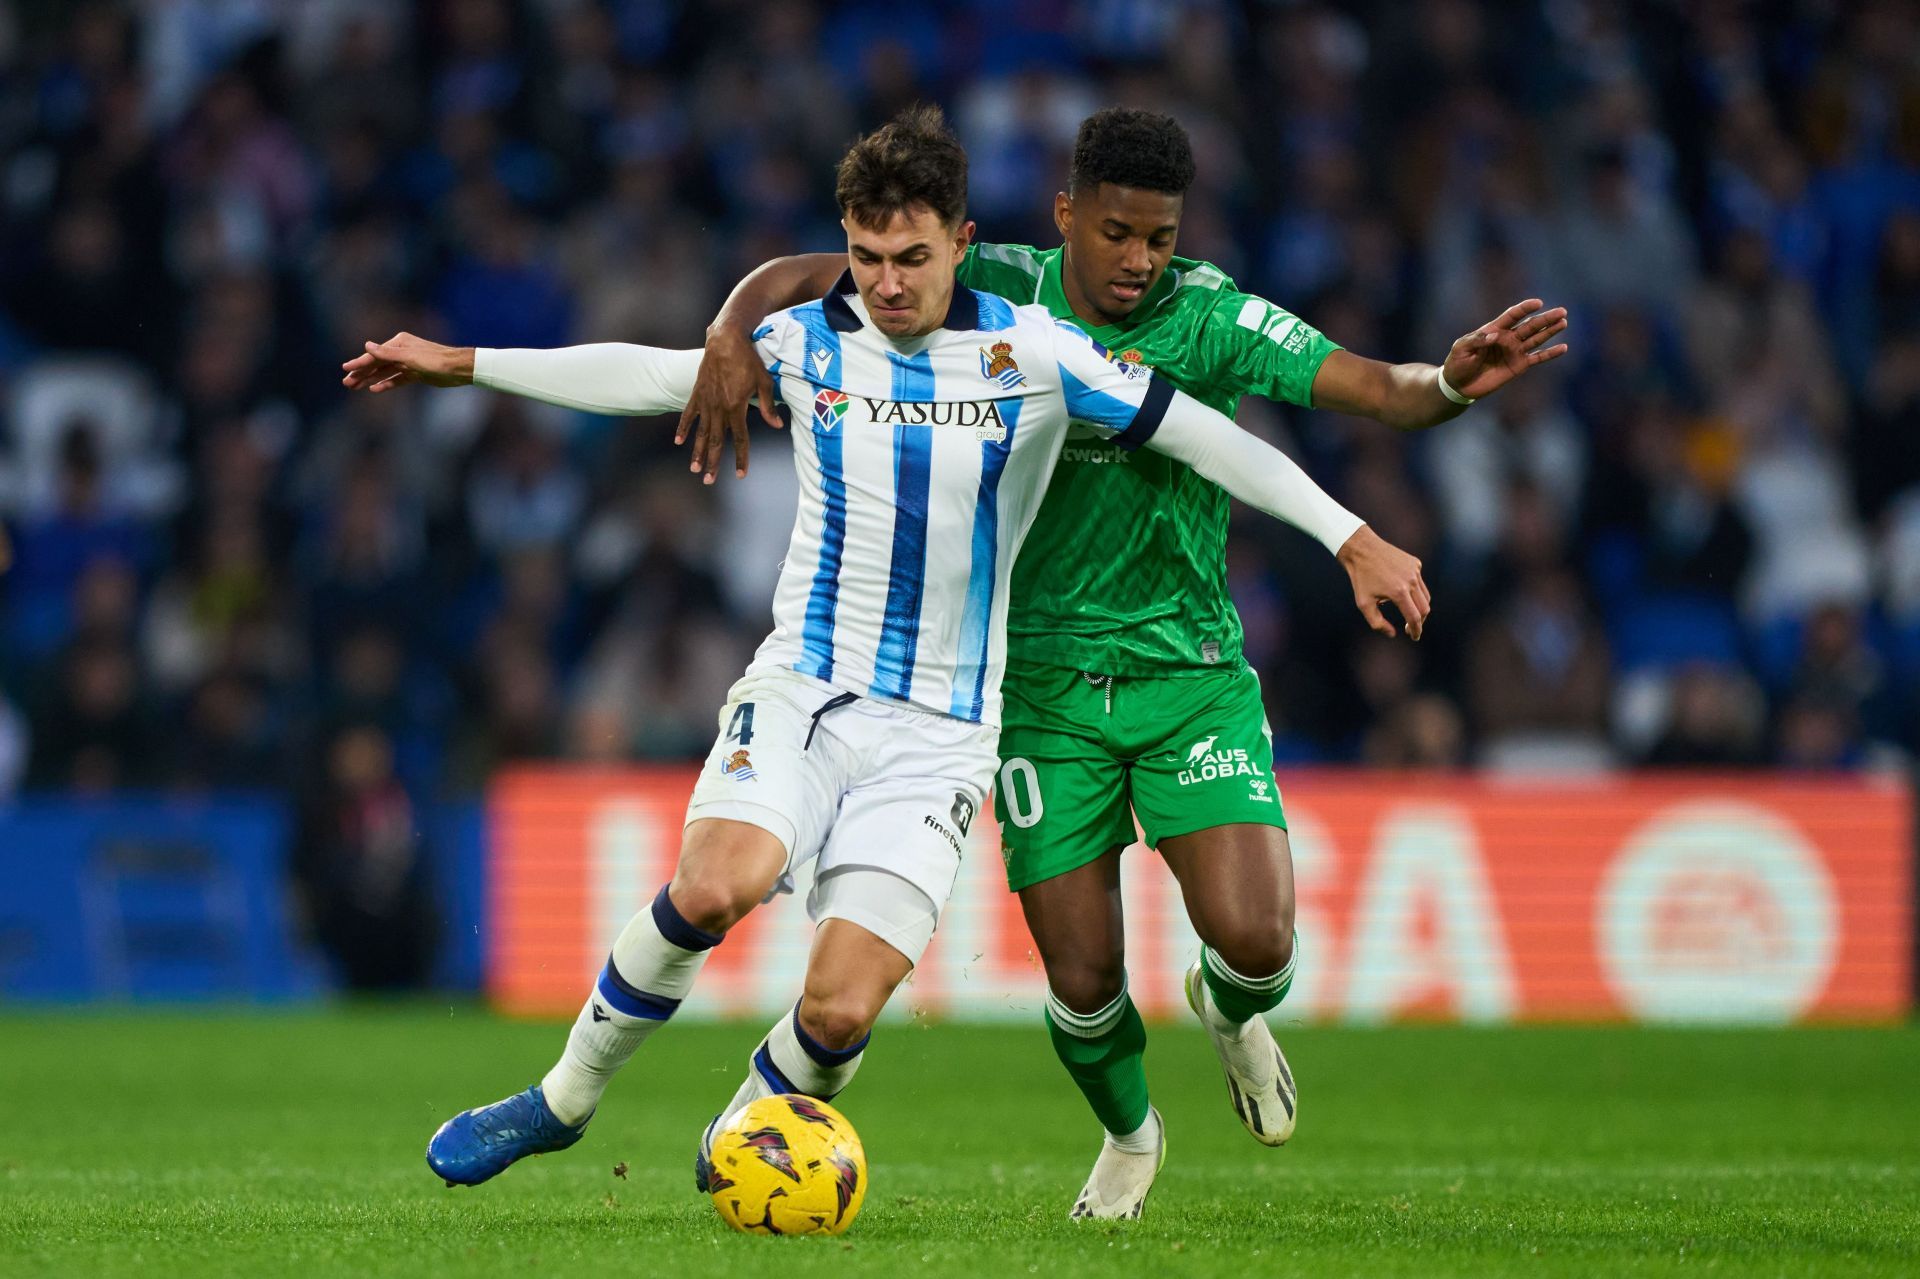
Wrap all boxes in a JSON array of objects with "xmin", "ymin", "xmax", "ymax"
[
  {"xmin": 835, "ymin": 104, "xmax": 969, "ymax": 230},
  {"xmin": 1069, "ymin": 107, "xmax": 1196, "ymax": 196}
]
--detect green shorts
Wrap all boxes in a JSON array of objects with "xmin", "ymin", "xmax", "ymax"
[{"xmin": 992, "ymin": 662, "xmax": 1287, "ymax": 892}]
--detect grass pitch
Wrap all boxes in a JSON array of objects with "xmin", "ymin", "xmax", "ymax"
[{"xmin": 1, "ymin": 1010, "xmax": 1915, "ymax": 1277}]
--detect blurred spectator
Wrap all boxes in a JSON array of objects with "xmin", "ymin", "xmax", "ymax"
[
  {"xmin": 7, "ymin": 423, "xmax": 153, "ymax": 661},
  {"xmin": 173, "ymin": 666, "xmax": 281, "ymax": 790},
  {"xmin": 1364, "ymin": 694, "xmax": 1468, "ymax": 769},
  {"xmin": 292, "ymin": 722, "xmax": 434, "ymax": 989},
  {"xmin": 1467, "ymin": 563, "xmax": 1614, "ymax": 768},
  {"xmin": 1854, "ymin": 210, "xmax": 1920, "ymax": 520},
  {"xmin": 445, "ymin": 633, "xmax": 560, "ymax": 792},
  {"xmin": 465, "ymin": 410, "xmax": 586, "ymax": 556},
  {"xmin": 1788, "ymin": 603, "xmax": 1898, "ymax": 745},
  {"xmin": 1690, "ymin": 226, "xmax": 1844, "ymax": 442},
  {"xmin": 1641, "ymin": 665, "xmax": 1766, "ymax": 768},
  {"xmin": 25, "ymin": 634, "xmax": 157, "ymax": 792},
  {"xmin": 1427, "ymin": 369, "xmax": 1584, "ymax": 571},
  {"xmin": 1553, "ymin": 143, "xmax": 1697, "ymax": 315},
  {"xmin": 1773, "ymin": 693, "xmax": 1865, "ymax": 771}
]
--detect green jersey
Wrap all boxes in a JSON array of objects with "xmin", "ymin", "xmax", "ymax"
[{"xmin": 956, "ymin": 242, "xmax": 1341, "ymax": 675}]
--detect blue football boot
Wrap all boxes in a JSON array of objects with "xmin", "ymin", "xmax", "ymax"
[
  {"xmin": 692, "ymin": 1112, "xmax": 723, "ymax": 1193},
  {"xmin": 427, "ymin": 1085, "xmax": 587, "ymax": 1186}
]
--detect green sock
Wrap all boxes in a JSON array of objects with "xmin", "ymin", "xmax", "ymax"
[
  {"xmin": 1045, "ymin": 985, "xmax": 1151, "ymax": 1138},
  {"xmin": 1200, "ymin": 934, "xmax": 1298, "ymax": 1025}
]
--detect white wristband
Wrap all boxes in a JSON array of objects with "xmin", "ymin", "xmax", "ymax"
[{"xmin": 1435, "ymin": 366, "xmax": 1475, "ymax": 406}]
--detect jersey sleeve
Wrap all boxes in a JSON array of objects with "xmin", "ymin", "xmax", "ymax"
[
  {"xmin": 1049, "ymin": 319, "xmax": 1174, "ymax": 450},
  {"xmin": 957, "ymin": 242, "xmax": 1046, "ymax": 304},
  {"xmin": 1193, "ymin": 290, "xmax": 1342, "ymax": 408},
  {"xmin": 472, "ymin": 343, "xmax": 703, "ymax": 414}
]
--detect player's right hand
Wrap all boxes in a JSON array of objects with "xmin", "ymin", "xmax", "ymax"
[
  {"xmin": 340, "ymin": 332, "xmax": 475, "ymax": 392},
  {"xmin": 678, "ymin": 326, "xmax": 784, "ymax": 485},
  {"xmin": 1336, "ymin": 525, "xmax": 1430, "ymax": 641}
]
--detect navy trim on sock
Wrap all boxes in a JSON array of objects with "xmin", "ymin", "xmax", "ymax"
[
  {"xmin": 792, "ymin": 1002, "xmax": 868, "ymax": 1066},
  {"xmin": 652, "ymin": 885, "xmax": 723, "ymax": 951},
  {"xmin": 753, "ymin": 1042, "xmax": 798, "ymax": 1095},
  {"xmin": 596, "ymin": 960, "xmax": 679, "ymax": 1020}
]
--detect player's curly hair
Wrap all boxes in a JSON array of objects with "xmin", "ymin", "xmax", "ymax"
[
  {"xmin": 1069, "ymin": 107, "xmax": 1196, "ymax": 196},
  {"xmin": 835, "ymin": 104, "xmax": 969, "ymax": 230}
]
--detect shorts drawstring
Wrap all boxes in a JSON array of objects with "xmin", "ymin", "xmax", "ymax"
[
  {"xmin": 805, "ymin": 692, "xmax": 858, "ymax": 750},
  {"xmin": 1081, "ymin": 671, "xmax": 1113, "ymax": 715}
]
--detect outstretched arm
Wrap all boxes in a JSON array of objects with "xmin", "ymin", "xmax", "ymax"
[
  {"xmin": 1310, "ymin": 298, "xmax": 1570, "ymax": 430},
  {"xmin": 342, "ymin": 332, "xmax": 703, "ymax": 416},
  {"xmin": 681, "ymin": 253, "xmax": 846, "ymax": 482},
  {"xmin": 1147, "ymin": 391, "xmax": 1432, "ymax": 640}
]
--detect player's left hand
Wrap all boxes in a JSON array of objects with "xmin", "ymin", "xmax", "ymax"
[
  {"xmin": 1439, "ymin": 299, "xmax": 1569, "ymax": 401},
  {"xmin": 678, "ymin": 326, "xmax": 785, "ymax": 485}
]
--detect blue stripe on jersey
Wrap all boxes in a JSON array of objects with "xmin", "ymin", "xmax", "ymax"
[
  {"xmin": 1060, "ymin": 365, "xmax": 1156, "ymax": 447},
  {"xmin": 950, "ymin": 395, "xmax": 1022, "ymax": 720},
  {"xmin": 1058, "ymin": 364, "xmax": 1141, "ymax": 433},
  {"xmin": 795, "ymin": 307, "xmax": 848, "ymax": 682},
  {"xmin": 975, "ymin": 291, "xmax": 1018, "ymax": 332},
  {"xmin": 872, "ymin": 350, "xmax": 936, "ymax": 701}
]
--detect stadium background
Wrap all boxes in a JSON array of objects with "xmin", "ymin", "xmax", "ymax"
[{"xmin": 0, "ymin": 0, "xmax": 1913, "ymax": 1022}]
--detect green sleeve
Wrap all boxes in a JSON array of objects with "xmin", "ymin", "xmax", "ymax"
[
  {"xmin": 957, "ymin": 242, "xmax": 1046, "ymax": 304},
  {"xmin": 1191, "ymin": 289, "xmax": 1342, "ymax": 408}
]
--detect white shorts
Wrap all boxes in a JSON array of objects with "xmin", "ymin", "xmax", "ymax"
[{"xmin": 685, "ymin": 666, "xmax": 997, "ymax": 963}]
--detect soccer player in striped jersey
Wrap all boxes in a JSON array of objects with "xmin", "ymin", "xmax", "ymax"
[
  {"xmin": 341, "ymin": 107, "xmax": 1428, "ymax": 1196},
  {"xmin": 686, "ymin": 108, "xmax": 1568, "ymax": 1218}
]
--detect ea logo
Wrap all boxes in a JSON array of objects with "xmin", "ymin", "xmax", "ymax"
[{"xmin": 1597, "ymin": 802, "xmax": 1837, "ymax": 1024}]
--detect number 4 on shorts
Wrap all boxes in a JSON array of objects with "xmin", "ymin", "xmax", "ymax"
[{"xmin": 727, "ymin": 702, "xmax": 755, "ymax": 745}]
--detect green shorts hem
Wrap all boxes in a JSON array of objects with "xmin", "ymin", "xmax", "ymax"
[{"xmin": 1138, "ymin": 803, "xmax": 1288, "ymax": 853}]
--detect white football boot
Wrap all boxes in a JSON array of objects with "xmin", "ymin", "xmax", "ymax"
[
  {"xmin": 1185, "ymin": 961, "xmax": 1296, "ymax": 1146},
  {"xmin": 1069, "ymin": 1107, "xmax": 1165, "ymax": 1220}
]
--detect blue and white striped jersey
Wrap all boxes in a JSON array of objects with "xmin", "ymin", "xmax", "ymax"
[{"xmin": 748, "ymin": 273, "xmax": 1172, "ymax": 726}]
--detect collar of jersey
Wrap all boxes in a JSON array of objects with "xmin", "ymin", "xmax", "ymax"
[
  {"xmin": 1033, "ymin": 245, "xmax": 1180, "ymax": 341},
  {"xmin": 823, "ymin": 269, "xmax": 982, "ymax": 336}
]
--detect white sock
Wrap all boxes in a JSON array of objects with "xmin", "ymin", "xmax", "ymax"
[
  {"xmin": 541, "ymin": 887, "xmax": 722, "ymax": 1125},
  {"xmin": 1108, "ymin": 1107, "xmax": 1161, "ymax": 1155},
  {"xmin": 718, "ymin": 1001, "xmax": 869, "ymax": 1125}
]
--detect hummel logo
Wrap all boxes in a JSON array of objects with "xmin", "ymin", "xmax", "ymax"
[
  {"xmin": 591, "ymin": 1003, "xmax": 610, "ymax": 1023},
  {"xmin": 811, "ymin": 348, "xmax": 832, "ymax": 378}
]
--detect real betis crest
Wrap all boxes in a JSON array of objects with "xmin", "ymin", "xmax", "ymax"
[{"xmin": 979, "ymin": 340, "xmax": 1026, "ymax": 390}]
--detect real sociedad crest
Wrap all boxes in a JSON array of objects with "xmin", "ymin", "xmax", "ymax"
[{"xmin": 979, "ymin": 340, "xmax": 1026, "ymax": 390}]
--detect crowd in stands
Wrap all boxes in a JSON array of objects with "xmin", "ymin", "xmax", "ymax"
[{"xmin": 3, "ymin": 0, "xmax": 1918, "ymax": 813}]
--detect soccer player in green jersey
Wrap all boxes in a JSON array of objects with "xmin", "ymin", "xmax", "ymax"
[{"xmin": 686, "ymin": 108, "xmax": 1568, "ymax": 1218}]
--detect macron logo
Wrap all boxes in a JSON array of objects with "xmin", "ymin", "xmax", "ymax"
[
  {"xmin": 811, "ymin": 348, "xmax": 833, "ymax": 378},
  {"xmin": 1187, "ymin": 735, "xmax": 1219, "ymax": 765}
]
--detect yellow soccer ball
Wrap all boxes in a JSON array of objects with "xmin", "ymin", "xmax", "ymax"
[{"xmin": 707, "ymin": 1094, "xmax": 868, "ymax": 1236}]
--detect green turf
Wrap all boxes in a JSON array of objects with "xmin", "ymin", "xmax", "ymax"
[{"xmin": 1, "ymin": 1010, "xmax": 1915, "ymax": 1277}]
